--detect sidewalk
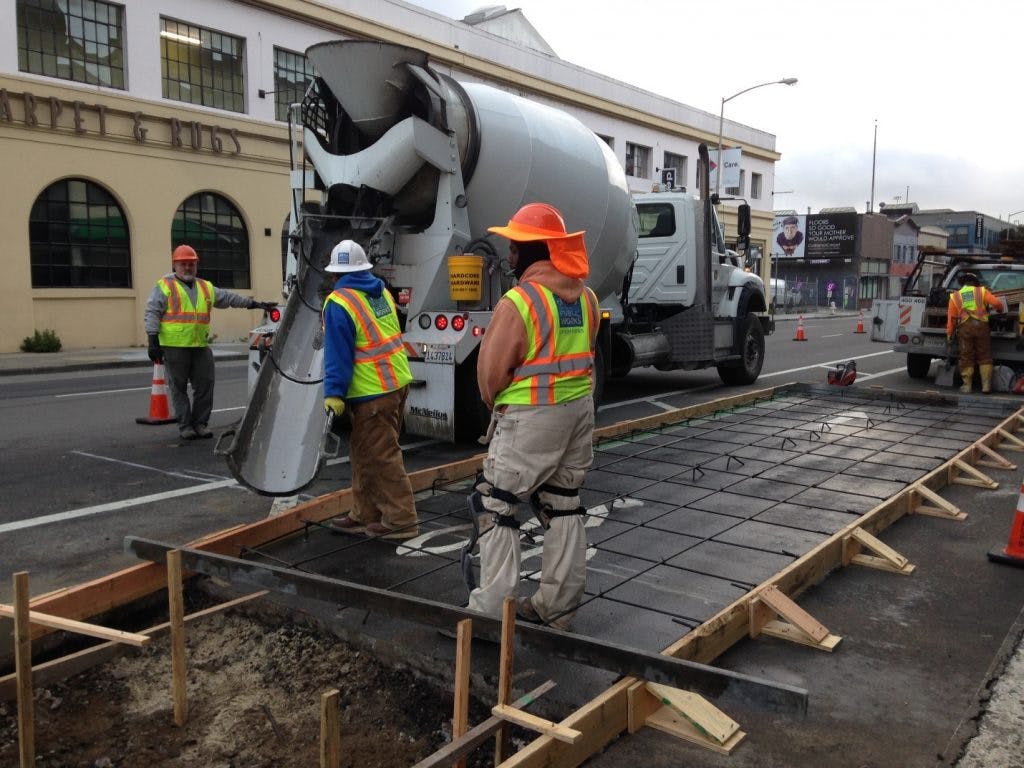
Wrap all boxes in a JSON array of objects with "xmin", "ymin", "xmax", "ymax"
[{"xmin": 0, "ymin": 341, "xmax": 249, "ymax": 376}]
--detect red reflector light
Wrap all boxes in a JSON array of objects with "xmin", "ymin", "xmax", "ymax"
[
  {"xmin": 472, "ymin": 326, "xmax": 484, "ymax": 337},
  {"xmin": 397, "ymin": 288, "xmax": 411, "ymax": 305},
  {"xmin": 897, "ymin": 334, "xmax": 908, "ymax": 344},
  {"xmin": 435, "ymin": 314, "xmax": 449, "ymax": 330},
  {"xmin": 269, "ymin": 308, "xmax": 281, "ymax": 323},
  {"xmin": 451, "ymin": 315, "xmax": 466, "ymax": 332}
]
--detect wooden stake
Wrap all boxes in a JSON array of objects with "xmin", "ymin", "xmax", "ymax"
[
  {"xmin": 13, "ymin": 572, "xmax": 34, "ymax": 768},
  {"xmin": 843, "ymin": 527, "xmax": 915, "ymax": 575},
  {"xmin": 626, "ymin": 680, "xmax": 746, "ymax": 755},
  {"xmin": 452, "ymin": 619, "xmax": 472, "ymax": 768},
  {"xmin": 320, "ymin": 689, "xmax": 340, "ymax": 768},
  {"xmin": 494, "ymin": 597, "xmax": 516, "ymax": 765},
  {"xmin": 167, "ymin": 549, "xmax": 188, "ymax": 726},
  {"xmin": 948, "ymin": 458, "xmax": 998, "ymax": 489},
  {"xmin": 749, "ymin": 585, "xmax": 841, "ymax": 652}
]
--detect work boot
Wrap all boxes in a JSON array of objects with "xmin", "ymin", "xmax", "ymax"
[
  {"xmin": 194, "ymin": 423, "xmax": 213, "ymax": 439},
  {"xmin": 366, "ymin": 521, "xmax": 420, "ymax": 540},
  {"xmin": 179, "ymin": 425, "xmax": 198, "ymax": 440},
  {"xmin": 979, "ymin": 363, "xmax": 993, "ymax": 393},
  {"xmin": 959, "ymin": 369, "xmax": 973, "ymax": 394}
]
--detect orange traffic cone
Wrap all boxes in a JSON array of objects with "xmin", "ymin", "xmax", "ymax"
[
  {"xmin": 794, "ymin": 314, "xmax": 807, "ymax": 341},
  {"xmin": 854, "ymin": 310, "xmax": 866, "ymax": 334},
  {"xmin": 136, "ymin": 363, "xmax": 176, "ymax": 425},
  {"xmin": 989, "ymin": 481, "xmax": 1024, "ymax": 567}
]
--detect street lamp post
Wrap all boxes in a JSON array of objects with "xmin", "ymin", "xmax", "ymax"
[{"xmin": 716, "ymin": 78, "xmax": 798, "ymax": 199}]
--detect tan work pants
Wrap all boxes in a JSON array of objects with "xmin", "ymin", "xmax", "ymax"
[
  {"xmin": 467, "ymin": 395, "xmax": 593, "ymax": 627},
  {"xmin": 347, "ymin": 386, "xmax": 418, "ymax": 530}
]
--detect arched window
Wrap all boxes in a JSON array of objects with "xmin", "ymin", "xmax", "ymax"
[
  {"xmin": 29, "ymin": 178, "xmax": 131, "ymax": 288},
  {"xmin": 172, "ymin": 192, "xmax": 250, "ymax": 288}
]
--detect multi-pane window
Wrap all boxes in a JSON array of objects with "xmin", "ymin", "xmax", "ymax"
[
  {"xmin": 161, "ymin": 18, "xmax": 245, "ymax": 113},
  {"xmin": 17, "ymin": 0, "xmax": 125, "ymax": 88},
  {"xmin": 30, "ymin": 178, "xmax": 131, "ymax": 288},
  {"xmin": 751, "ymin": 172, "xmax": 763, "ymax": 200},
  {"xmin": 172, "ymin": 192, "xmax": 250, "ymax": 288},
  {"xmin": 625, "ymin": 142, "xmax": 651, "ymax": 179},
  {"xmin": 662, "ymin": 151, "xmax": 687, "ymax": 189},
  {"xmin": 273, "ymin": 47, "xmax": 315, "ymax": 122}
]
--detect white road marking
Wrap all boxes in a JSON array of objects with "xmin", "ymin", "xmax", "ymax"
[
  {"xmin": 822, "ymin": 333, "xmax": 843, "ymax": 338},
  {"xmin": 56, "ymin": 386, "xmax": 149, "ymax": 398}
]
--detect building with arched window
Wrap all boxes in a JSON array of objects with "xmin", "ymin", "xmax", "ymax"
[{"xmin": 0, "ymin": 0, "xmax": 783, "ymax": 353}]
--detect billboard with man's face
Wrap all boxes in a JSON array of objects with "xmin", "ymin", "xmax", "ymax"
[{"xmin": 772, "ymin": 214, "xmax": 806, "ymax": 259}]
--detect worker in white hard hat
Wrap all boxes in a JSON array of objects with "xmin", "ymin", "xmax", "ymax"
[
  {"xmin": 321, "ymin": 239, "xmax": 419, "ymax": 539},
  {"xmin": 464, "ymin": 203, "xmax": 599, "ymax": 631},
  {"xmin": 144, "ymin": 244, "xmax": 277, "ymax": 441}
]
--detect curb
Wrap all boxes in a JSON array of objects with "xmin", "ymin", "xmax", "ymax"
[{"xmin": 0, "ymin": 352, "xmax": 248, "ymax": 378}]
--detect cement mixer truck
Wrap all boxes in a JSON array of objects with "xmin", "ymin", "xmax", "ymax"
[{"xmin": 222, "ymin": 40, "xmax": 772, "ymax": 496}]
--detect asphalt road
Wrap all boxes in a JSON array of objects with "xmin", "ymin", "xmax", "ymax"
[{"xmin": 0, "ymin": 315, "xmax": 957, "ymax": 602}]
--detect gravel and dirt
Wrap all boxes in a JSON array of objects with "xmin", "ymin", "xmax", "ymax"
[{"xmin": 0, "ymin": 610, "xmax": 500, "ymax": 768}]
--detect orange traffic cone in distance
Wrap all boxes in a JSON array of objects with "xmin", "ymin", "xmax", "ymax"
[
  {"xmin": 794, "ymin": 314, "xmax": 807, "ymax": 341},
  {"xmin": 854, "ymin": 310, "xmax": 866, "ymax": 334},
  {"xmin": 988, "ymin": 481, "xmax": 1024, "ymax": 567},
  {"xmin": 136, "ymin": 362, "xmax": 176, "ymax": 425}
]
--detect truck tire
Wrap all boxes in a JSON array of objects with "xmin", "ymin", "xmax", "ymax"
[
  {"xmin": 717, "ymin": 314, "xmax": 765, "ymax": 385},
  {"xmin": 454, "ymin": 352, "xmax": 491, "ymax": 443},
  {"xmin": 906, "ymin": 353, "xmax": 932, "ymax": 379}
]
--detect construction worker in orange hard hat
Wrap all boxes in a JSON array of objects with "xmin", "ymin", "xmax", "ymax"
[
  {"xmin": 463, "ymin": 203, "xmax": 598, "ymax": 631},
  {"xmin": 144, "ymin": 244, "xmax": 278, "ymax": 441}
]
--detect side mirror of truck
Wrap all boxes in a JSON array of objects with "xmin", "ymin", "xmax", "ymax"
[{"xmin": 737, "ymin": 203, "xmax": 751, "ymax": 239}]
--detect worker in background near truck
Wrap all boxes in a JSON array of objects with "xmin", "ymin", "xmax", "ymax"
[
  {"xmin": 946, "ymin": 271, "xmax": 1006, "ymax": 393},
  {"xmin": 466, "ymin": 203, "xmax": 599, "ymax": 631},
  {"xmin": 321, "ymin": 239, "xmax": 419, "ymax": 540},
  {"xmin": 144, "ymin": 244, "xmax": 277, "ymax": 440}
]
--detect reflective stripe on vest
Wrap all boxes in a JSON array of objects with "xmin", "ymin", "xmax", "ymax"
[
  {"xmin": 323, "ymin": 288, "xmax": 412, "ymax": 399},
  {"xmin": 495, "ymin": 282, "xmax": 597, "ymax": 407},
  {"xmin": 954, "ymin": 286, "xmax": 990, "ymax": 323},
  {"xmin": 158, "ymin": 278, "xmax": 214, "ymax": 347}
]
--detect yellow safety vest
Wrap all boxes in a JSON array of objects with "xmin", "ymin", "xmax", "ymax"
[
  {"xmin": 158, "ymin": 277, "xmax": 214, "ymax": 347},
  {"xmin": 952, "ymin": 286, "xmax": 991, "ymax": 323},
  {"xmin": 323, "ymin": 288, "xmax": 412, "ymax": 399},
  {"xmin": 495, "ymin": 282, "xmax": 598, "ymax": 407}
]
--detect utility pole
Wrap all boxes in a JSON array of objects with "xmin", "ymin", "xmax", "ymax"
[{"xmin": 869, "ymin": 120, "xmax": 878, "ymax": 213}]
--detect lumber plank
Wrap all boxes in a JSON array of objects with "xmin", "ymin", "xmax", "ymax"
[
  {"xmin": 495, "ymin": 597, "xmax": 516, "ymax": 764},
  {"xmin": 0, "ymin": 605, "xmax": 151, "ymax": 646},
  {"xmin": 320, "ymin": 689, "xmax": 340, "ymax": 768},
  {"xmin": 14, "ymin": 572, "xmax": 34, "ymax": 768},
  {"xmin": 753, "ymin": 585, "xmax": 829, "ymax": 643},
  {"xmin": 645, "ymin": 682, "xmax": 739, "ymax": 745},
  {"xmin": 973, "ymin": 442, "xmax": 1015, "ymax": 470},
  {"xmin": 644, "ymin": 706, "xmax": 745, "ymax": 756},
  {"xmin": 759, "ymin": 619, "xmax": 841, "ymax": 651},
  {"xmin": 848, "ymin": 527, "xmax": 911, "ymax": 571},
  {"xmin": 167, "ymin": 550, "xmax": 187, "ymax": 727},
  {"xmin": 452, "ymin": 619, "xmax": 472, "ymax": 768},
  {"xmin": 491, "ymin": 704, "xmax": 582, "ymax": 744}
]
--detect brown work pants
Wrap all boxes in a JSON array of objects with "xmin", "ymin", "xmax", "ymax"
[
  {"xmin": 347, "ymin": 386, "xmax": 418, "ymax": 530},
  {"xmin": 956, "ymin": 319, "xmax": 992, "ymax": 370}
]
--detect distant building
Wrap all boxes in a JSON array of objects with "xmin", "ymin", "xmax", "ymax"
[{"xmin": 881, "ymin": 203, "xmax": 1006, "ymax": 254}]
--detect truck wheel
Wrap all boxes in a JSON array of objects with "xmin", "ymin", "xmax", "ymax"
[
  {"xmin": 717, "ymin": 314, "xmax": 765, "ymax": 385},
  {"xmin": 906, "ymin": 353, "xmax": 932, "ymax": 379},
  {"xmin": 454, "ymin": 352, "xmax": 491, "ymax": 443},
  {"xmin": 592, "ymin": 344, "xmax": 606, "ymax": 408}
]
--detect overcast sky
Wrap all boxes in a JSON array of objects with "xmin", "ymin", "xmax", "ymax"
[{"xmin": 402, "ymin": 0, "xmax": 1022, "ymax": 221}]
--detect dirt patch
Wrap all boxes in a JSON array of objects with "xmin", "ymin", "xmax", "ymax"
[{"xmin": 0, "ymin": 611, "xmax": 500, "ymax": 767}]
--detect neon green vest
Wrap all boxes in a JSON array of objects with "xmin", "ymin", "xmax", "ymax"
[
  {"xmin": 494, "ymin": 282, "xmax": 597, "ymax": 407},
  {"xmin": 323, "ymin": 288, "xmax": 412, "ymax": 399},
  {"xmin": 956, "ymin": 285, "xmax": 990, "ymax": 323},
  {"xmin": 158, "ymin": 277, "xmax": 214, "ymax": 347}
]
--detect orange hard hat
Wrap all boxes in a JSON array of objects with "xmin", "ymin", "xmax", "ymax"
[
  {"xmin": 172, "ymin": 244, "xmax": 199, "ymax": 262},
  {"xmin": 487, "ymin": 203, "xmax": 589, "ymax": 279}
]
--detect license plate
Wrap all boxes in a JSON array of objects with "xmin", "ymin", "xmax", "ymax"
[{"xmin": 423, "ymin": 345, "xmax": 455, "ymax": 364}]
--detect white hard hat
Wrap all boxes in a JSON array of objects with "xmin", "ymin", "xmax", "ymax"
[{"xmin": 325, "ymin": 240, "xmax": 371, "ymax": 273}]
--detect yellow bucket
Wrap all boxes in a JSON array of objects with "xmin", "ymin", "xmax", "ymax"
[{"xmin": 448, "ymin": 255, "xmax": 484, "ymax": 302}]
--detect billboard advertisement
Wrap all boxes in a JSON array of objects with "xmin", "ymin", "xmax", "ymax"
[
  {"xmin": 773, "ymin": 212, "xmax": 858, "ymax": 260},
  {"xmin": 772, "ymin": 214, "xmax": 806, "ymax": 259}
]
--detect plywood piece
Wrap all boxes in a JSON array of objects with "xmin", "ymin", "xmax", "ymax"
[
  {"xmin": 492, "ymin": 704, "xmax": 582, "ymax": 744},
  {"xmin": 645, "ymin": 705, "xmax": 746, "ymax": 756},
  {"xmin": 0, "ymin": 605, "xmax": 151, "ymax": 647}
]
